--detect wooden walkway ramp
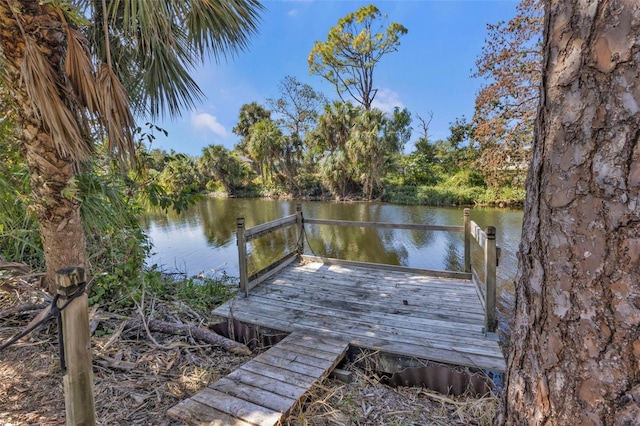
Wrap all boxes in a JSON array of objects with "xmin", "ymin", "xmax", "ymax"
[
  {"xmin": 167, "ymin": 331, "xmax": 350, "ymax": 425},
  {"xmin": 213, "ymin": 260, "xmax": 506, "ymax": 373}
]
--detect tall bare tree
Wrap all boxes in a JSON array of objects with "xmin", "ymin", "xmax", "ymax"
[
  {"xmin": 0, "ymin": 0, "xmax": 262, "ymax": 292},
  {"xmin": 500, "ymin": 0, "xmax": 640, "ymax": 423}
]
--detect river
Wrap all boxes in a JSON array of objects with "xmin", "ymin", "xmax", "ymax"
[{"xmin": 142, "ymin": 197, "xmax": 523, "ymax": 334}]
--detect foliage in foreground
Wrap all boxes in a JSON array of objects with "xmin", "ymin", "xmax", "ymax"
[
  {"xmin": 89, "ymin": 265, "xmax": 237, "ymax": 314},
  {"xmin": 0, "ymin": 123, "xmax": 235, "ymax": 310}
]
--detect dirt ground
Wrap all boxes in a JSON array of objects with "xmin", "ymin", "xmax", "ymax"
[{"xmin": 0, "ymin": 273, "xmax": 497, "ymax": 426}]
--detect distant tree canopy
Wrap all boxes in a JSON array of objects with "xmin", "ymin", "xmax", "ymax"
[{"xmin": 308, "ymin": 4, "xmax": 408, "ymax": 110}]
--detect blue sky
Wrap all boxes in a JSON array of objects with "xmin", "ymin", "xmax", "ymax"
[{"xmin": 153, "ymin": 0, "xmax": 520, "ymax": 157}]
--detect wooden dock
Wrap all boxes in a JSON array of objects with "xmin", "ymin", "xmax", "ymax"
[
  {"xmin": 168, "ymin": 331, "xmax": 350, "ymax": 425},
  {"xmin": 169, "ymin": 207, "xmax": 506, "ymax": 424},
  {"xmin": 213, "ymin": 259, "xmax": 505, "ymax": 372}
]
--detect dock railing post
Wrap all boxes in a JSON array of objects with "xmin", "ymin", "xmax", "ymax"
[
  {"xmin": 463, "ymin": 208, "xmax": 471, "ymax": 273},
  {"xmin": 56, "ymin": 266, "xmax": 96, "ymax": 426},
  {"xmin": 237, "ymin": 218, "xmax": 249, "ymax": 297},
  {"xmin": 296, "ymin": 204, "xmax": 304, "ymax": 256},
  {"xmin": 484, "ymin": 226, "xmax": 497, "ymax": 333}
]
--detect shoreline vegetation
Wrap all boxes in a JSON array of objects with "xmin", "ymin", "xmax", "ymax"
[{"xmin": 209, "ymin": 182, "xmax": 526, "ymax": 209}]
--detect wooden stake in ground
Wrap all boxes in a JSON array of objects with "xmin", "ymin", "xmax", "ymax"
[{"xmin": 56, "ymin": 267, "xmax": 96, "ymax": 426}]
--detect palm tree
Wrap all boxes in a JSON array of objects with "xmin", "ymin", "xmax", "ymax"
[
  {"xmin": 199, "ymin": 144, "xmax": 246, "ymax": 196},
  {"xmin": 248, "ymin": 119, "xmax": 285, "ymax": 184},
  {"xmin": 0, "ymin": 0, "xmax": 263, "ymax": 292},
  {"xmin": 349, "ymin": 109, "xmax": 385, "ymax": 199}
]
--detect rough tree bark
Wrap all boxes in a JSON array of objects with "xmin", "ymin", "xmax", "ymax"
[
  {"xmin": 500, "ymin": 0, "xmax": 640, "ymax": 424},
  {"xmin": 0, "ymin": 1, "xmax": 89, "ymax": 293}
]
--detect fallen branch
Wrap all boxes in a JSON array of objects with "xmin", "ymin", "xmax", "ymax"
[
  {"xmin": 125, "ymin": 319, "xmax": 252, "ymax": 356},
  {"xmin": 0, "ymin": 303, "xmax": 48, "ymax": 319}
]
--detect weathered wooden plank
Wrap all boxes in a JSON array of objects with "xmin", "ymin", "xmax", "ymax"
[
  {"xmin": 228, "ymin": 300, "xmax": 495, "ymax": 352},
  {"xmin": 301, "ymin": 255, "xmax": 471, "ymax": 280},
  {"xmin": 167, "ymin": 399, "xmax": 255, "ymax": 426},
  {"xmin": 250, "ymin": 291, "xmax": 487, "ymax": 337},
  {"xmin": 257, "ymin": 345, "xmax": 341, "ymax": 370},
  {"xmin": 276, "ymin": 340, "xmax": 348, "ymax": 363},
  {"xmin": 214, "ymin": 298, "xmax": 486, "ymax": 350},
  {"xmin": 238, "ymin": 361, "xmax": 316, "ymax": 389},
  {"xmin": 247, "ymin": 251, "xmax": 297, "ymax": 292},
  {"xmin": 169, "ymin": 331, "xmax": 350, "ymax": 424},
  {"xmin": 281, "ymin": 335, "xmax": 357, "ymax": 357},
  {"xmin": 216, "ymin": 296, "xmax": 484, "ymax": 342},
  {"xmin": 252, "ymin": 351, "xmax": 327, "ymax": 377},
  {"xmin": 245, "ymin": 214, "xmax": 298, "ymax": 241},
  {"xmin": 276, "ymin": 265, "xmax": 480, "ymax": 295},
  {"xmin": 295, "ymin": 332, "xmax": 356, "ymax": 352},
  {"xmin": 226, "ymin": 369, "xmax": 308, "ymax": 400},
  {"xmin": 469, "ymin": 220, "xmax": 487, "ymax": 249},
  {"xmin": 211, "ymin": 377, "xmax": 296, "ymax": 413},
  {"xmin": 264, "ymin": 275, "xmax": 485, "ymax": 317},
  {"xmin": 222, "ymin": 308, "xmax": 506, "ymax": 371},
  {"xmin": 224, "ymin": 303, "xmax": 499, "ymax": 355},
  {"xmin": 191, "ymin": 387, "xmax": 282, "ymax": 426},
  {"xmin": 262, "ymin": 284, "xmax": 484, "ymax": 319},
  {"xmin": 213, "ymin": 302, "xmax": 494, "ymax": 363},
  {"xmin": 268, "ymin": 271, "xmax": 482, "ymax": 304},
  {"xmin": 288, "ymin": 262, "xmax": 478, "ymax": 293},
  {"xmin": 220, "ymin": 302, "xmax": 502, "ymax": 362},
  {"xmin": 237, "ymin": 218, "xmax": 249, "ymax": 296},
  {"xmin": 472, "ymin": 266, "xmax": 486, "ymax": 310},
  {"xmin": 264, "ymin": 278, "xmax": 484, "ymax": 313},
  {"xmin": 304, "ymin": 218, "xmax": 464, "ymax": 233},
  {"xmin": 352, "ymin": 338, "xmax": 506, "ymax": 372}
]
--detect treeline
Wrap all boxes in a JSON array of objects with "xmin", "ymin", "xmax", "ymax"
[
  {"xmin": 145, "ymin": 78, "xmax": 526, "ymax": 207},
  {"xmin": 142, "ymin": 0, "xmax": 543, "ymax": 208}
]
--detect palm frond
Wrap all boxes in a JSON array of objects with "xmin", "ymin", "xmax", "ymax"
[
  {"xmin": 100, "ymin": 0, "xmax": 264, "ymax": 119},
  {"xmin": 95, "ymin": 63, "xmax": 136, "ymax": 165},
  {"xmin": 64, "ymin": 26, "xmax": 100, "ymax": 115},
  {"xmin": 21, "ymin": 38, "xmax": 91, "ymax": 161},
  {"xmin": 184, "ymin": 0, "xmax": 264, "ymax": 59}
]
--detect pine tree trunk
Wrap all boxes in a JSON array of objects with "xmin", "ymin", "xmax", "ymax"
[
  {"xmin": 500, "ymin": 0, "xmax": 640, "ymax": 424},
  {"xmin": 0, "ymin": 1, "xmax": 89, "ymax": 293}
]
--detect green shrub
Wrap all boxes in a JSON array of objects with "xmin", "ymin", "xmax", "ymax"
[{"xmin": 90, "ymin": 261, "xmax": 238, "ymax": 314}]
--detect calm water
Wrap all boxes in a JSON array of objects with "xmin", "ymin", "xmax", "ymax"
[{"xmin": 142, "ymin": 198, "xmax": 524, "ymax": 332}]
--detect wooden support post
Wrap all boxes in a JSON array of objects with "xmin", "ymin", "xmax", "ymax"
[
  {"xmin": 295, "ymin": 204, "xmax": 304, "ymax": 256},
  {"xmin": 237, "ymin": 218, "xmax": 249, "ymax": 297},
  {"xmin": 463, "ymin": 208, "xmax": 471, "ymax": 273},
  {"xmin": 484, "ymin": 226, "xmax": 497, "ymax": 333},
  {"xmin": 56, "ymin": 267, "xmax": 96, "ymax": 426}
]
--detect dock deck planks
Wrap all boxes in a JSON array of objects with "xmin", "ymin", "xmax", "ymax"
[
  {"xmin": 167, "ymin": 331, "xmax": 349, "ymax": 425},
  {"xmin": 212, "ymin": 261, "xmax": 506, "ymax": 373}
]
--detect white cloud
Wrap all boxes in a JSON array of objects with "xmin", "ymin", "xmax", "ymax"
[
  {"xmin": 287, "ymin": 8, "xmax": 298, "ymax": 17},
  {"xmin": 371, "ymin": 88, "xmax": 405, "ymax": 114},
  {"xmin": 191, "ymin": 111, "xmax": 227, "ymax": 137}
]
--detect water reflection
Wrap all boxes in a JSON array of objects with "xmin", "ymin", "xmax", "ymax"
[{"xmin": 143, "ymin": 199, "xmax": 523, "ymax": 279}]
